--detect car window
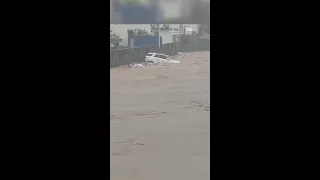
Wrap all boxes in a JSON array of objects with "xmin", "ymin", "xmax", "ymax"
[
  {"xmin": 154, "ymin": 54, "xmax": 167, "ymax": 59},
  {"xmin": 146, "ymin": 53, "xmax": 154, "ymax": 57}
]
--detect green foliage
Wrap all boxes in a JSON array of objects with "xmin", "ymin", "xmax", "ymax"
[
  {"xmin": 129, "ymin": 29, "xmax": 151, "ymax": 36},
  {"xmin": 199, "ymin": 24, "xmax": 210, "ymax": 33},
  {"xmin": 110, "ymin": 29, "xmax": 123, "ymax": 47},
  {"xmin": 150, "ymin": 24, "xmax": 170, "ymax": 29}
]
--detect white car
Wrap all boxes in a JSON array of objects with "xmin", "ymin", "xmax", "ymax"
[{"xmin": 145, "ymin": 53, "xmax": 180, "ymax": 64}]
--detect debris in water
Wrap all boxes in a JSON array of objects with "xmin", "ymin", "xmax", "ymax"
[
  {"xmin": 128, "ymin": 58, "xmax": 179, "ymax": 68},
  {"xmin": 128, "ymin": 62, "xmax": 154, "ymax": 68}
]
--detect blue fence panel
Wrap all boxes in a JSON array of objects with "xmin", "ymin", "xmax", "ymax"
[{"xmin": 133, "ymin": 36, "xmax": 162, "ymax": 48}]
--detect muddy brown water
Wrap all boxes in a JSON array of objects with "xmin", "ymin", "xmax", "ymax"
[{"xmin": 111, "ymin": 51, "xmax": 210, "ymax": 180}]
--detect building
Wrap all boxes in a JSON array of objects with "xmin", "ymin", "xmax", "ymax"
[{"xmin": 110, "ymin": 24, "xmax": 200, "ymax": 47}]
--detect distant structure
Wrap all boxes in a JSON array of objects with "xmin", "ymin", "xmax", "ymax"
[{"xmin": 110, "ymin": 24, "xmax": 200, "ymax": 47}]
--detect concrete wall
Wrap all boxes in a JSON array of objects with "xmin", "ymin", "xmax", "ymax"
[
  {"xmin": 110, "ymin": 33, "xmax": 210, "ymax": 68},
  {"xmin": 110, "ymin": 43, "xmax": 177, "ymax": 68},
  {"xmin": 176, "ymin": 39, "xmax": 210, "ymax": 52}
]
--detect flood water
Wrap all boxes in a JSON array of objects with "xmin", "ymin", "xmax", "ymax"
[{"xmin": 110, "ymin": 51, "xmax": 210, "ymax": 180}]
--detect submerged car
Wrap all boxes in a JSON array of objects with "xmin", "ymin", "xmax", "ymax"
[{"xmin": 145, "ymin": 53, "xmax": 180, "ymax": 63}]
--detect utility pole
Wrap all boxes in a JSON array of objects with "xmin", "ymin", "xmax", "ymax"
[{"xmin": 158, "ymin": 24, "xmax": 160, "ymax": 47}]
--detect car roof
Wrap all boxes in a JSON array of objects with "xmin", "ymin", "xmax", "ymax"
[{"xmin": 146, "ymin": 53, "xmax": 168, "ymax": 57}]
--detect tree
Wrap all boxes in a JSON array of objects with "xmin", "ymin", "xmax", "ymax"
[
  {"xmin": 110, "ymin": 30, "xmax": 123, "ymax": 48},
  {"xmin": 198, "ymin": 24, "xmax": 210, "ymax": 34},
  {"xmin": 161, "ymin": 24, "xmax": 170, "ymax": 29},
  {"xmin": 150, "ymin": 24, "xmax": 170, "ymax": 29},
  {"xmin": 130, "ymin": 28, "xmax": 151, "ymax": 36}
]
